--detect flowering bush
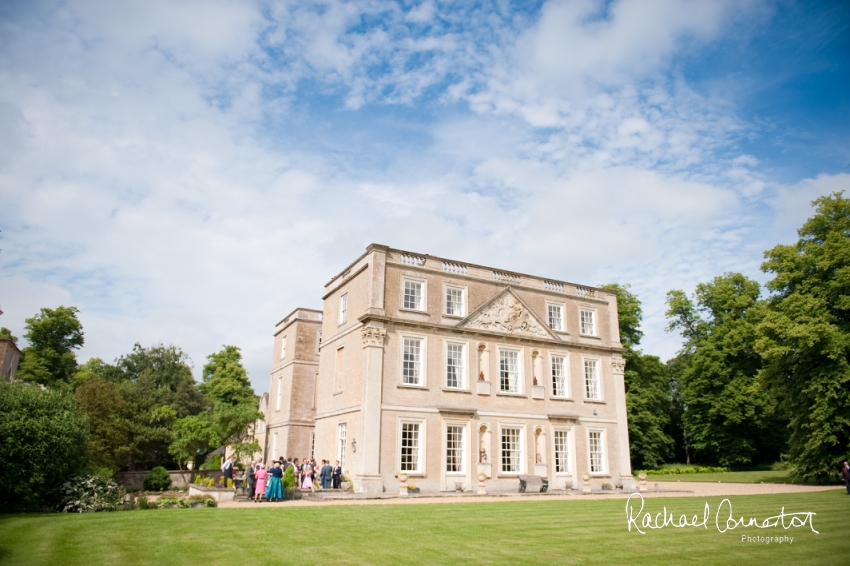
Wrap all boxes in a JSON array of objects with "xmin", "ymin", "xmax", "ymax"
[
  {"xmin": 59, "ymin": 475, "xmax": 124, "ymax": 513},
  {"xmin": 145, "ymin": 495, "xmax": 216, "ymax": 508}
]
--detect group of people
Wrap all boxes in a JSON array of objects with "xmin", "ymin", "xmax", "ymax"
[{"xmin": 242, "ymin": 456, "xmax": 343, "ymax": 502}]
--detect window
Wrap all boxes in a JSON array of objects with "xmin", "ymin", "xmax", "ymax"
[
  {"xmin": 446, "ymin": 342, "xmax": 465, "ymax": 389},
  {"xmin": 589, "ymin": 431, "xmax": 604, "ymax": 473},
  {"xmin": 445, "ymin": 286, "xmax": 465, "ymax": 316},
  {"xmin": 547, "ymin": 304, "xmax": 564, "ymax": 331},
  {"xmin": 335, "ymin": 347, "xmax": 345, "ymax": 390},
  {"xmin": 403, "ymin": 279, "xmax": 424, "ymax": 310},
  {"xmin": 280, "ymin": 336, "xmax": 287, "ymax": 360},
  {"xmin": 501, "ymin": 427, "xmax": 522, "ymax": 473},
  {"xmin": 403, "ymin": 337, "xmax": 422, "ymax": 385},
  {"xmin": 551, "ymin": 354, "xmax": 568, "ymax": 397},
  {"xmin": 446, "ymin": 425, "xmax": 465, "ymax": 473},
  {"xmin": 272, "ymin": 432, "xmax": 278, "ymax": 458},
  {"xmin": 400, "ymin": 422, "xmax": 421, "ymax": 472},
  {"xmin": 312, "ymin": 373, "xmax": 318, "ymax": 409},
  {"xmin": 316, "ymin": 330, "xmax": 322, "ymax": 354},
  {"xmin": 554, "ymin": 430, "xmax": 570, "ymax": 473},
  {"xmin": 337, "ymin": 423, "xmax": 347, "ymax": 468},
  {"xmin": 499, "ymin": 349, "xmax": 520, "ymax": 393},
  {"xmin": 339, "ymin": 293, "xmax": 348, "ymax": 324},
  {"xmin": 580, "ymin": 308, "xmax": 596, "ymax": 335},
  {"xmin": 584, "ymin": 359, "xmax": 600, "ymax": 400},
  {"xmin": 276, "ymin": 376, "xmax": 283, "ymax": 411},
  {"xmin": 310, "ymin": 433, "xmax": 315, "ymax": 460}
]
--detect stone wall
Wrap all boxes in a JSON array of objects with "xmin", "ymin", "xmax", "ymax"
[{"xmin": 117, "ymin": 469, "xmax": 222, "ymax": 490}]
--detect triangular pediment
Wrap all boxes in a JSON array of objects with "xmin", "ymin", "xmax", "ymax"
[{"xmin": 458, "ymin": 288, "xmax": 559, "ymax": 340}]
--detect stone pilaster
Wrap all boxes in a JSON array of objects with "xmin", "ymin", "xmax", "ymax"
[
  {"xmin": 611, "ymin": 356, "xmax": 636, "ymax": 489},
  {"xmin": 357, "ymin": 324, "xmax": 386, "ymax": 494}
]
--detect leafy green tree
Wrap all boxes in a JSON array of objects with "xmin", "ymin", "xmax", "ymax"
[
  {"xmin": 74, "ymin": 362, "xmax": 131, "ymax": 476},
  {"xmin": 756, "ymin": 192, "xmax": 850, "ymax": 481},
  {"xmin": 666, "ymin": 273, "xmax": 786, "ymax": 467},
  {"xmin": 0, "ymin": 327, "xmax": 18, "ymax": 343},
  {"xmin": 0, "ymin": 382, "xmax": 89, "ymax": 510},
  {"xmin": 200, "ymin": 345, "xmax": 256, "ymax": 406},
  {"xmin": 169, "ymin": 413, "xmax": 221, "ymax": 484},
  {"xmin": 602, "ymin": 283, "xmax": 673, "ymax": 468},
  {"xmin": 17, "ymin": 306, "xmax": 84, "ymax": 387}
]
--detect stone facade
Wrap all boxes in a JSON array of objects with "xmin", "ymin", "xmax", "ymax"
[
  {"xmin": 269, "ymin": 245, "xmax": 634, "ymax": 494},
  {"xmin": 0, "ymin": 339, "xmax": 21, "ymax": 381},
  {"xmin": 264, "ymin": 308, "xmax": 322, "ymax": 462}
]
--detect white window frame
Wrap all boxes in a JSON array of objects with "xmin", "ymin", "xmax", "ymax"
[
  {"xmin": 553, "ymin": 428, "xmax": 571, "ymax": 475},
  {"xmin": 272, "ymin": 431, "xmax": 278, "ymax": 458},
  {"xmin": 334, "ymin": 346, "xmax": 345, "ymax": 392},
  {"xmin": 499, "ymin": 424, "xmax": 525, "ymax": 474},
  {"xmin": 398, "ymin": 419, "xmax": 426, "ymax": 474},
  {"xmin": 401, "ymin": 276, "xmax": 427, "ymax": 311},
  {"xmin": 400, "ymin": 333, "xmax": 427, "ymax": 387},
  {"xmin": 550, "ymin": 352, "xmax": 570, "ymax": 398},
  {"xmin": 583, "ymin": 356, "xmax": 602, "ymax": 400},
  {"xmin": 337, "ymin": 423, "xmax": 347, "ymax": 468},
  {"xmin": 587, "ymin": 429, "xmax": 607, "ymax": 475},
  {"xmin": 497, "ymin": 347, "xmax": 523, "ymax": 394},
  {"xmin": 339, "ymin": 293, "xmax": 348, "ymax": 324},
  {"xmin": 444, "ymin": 340, "xmax": 468, "ymax": 390},
  {"xmin": 316, "ymin": 330, "xmax": 322, "ymax": 354},
  {"xmin": 547, "ymin": 302, "xmax": 565, "ymax": 332},
  {"xmin": 444, "ymin": 422, "xmax": 466, "ymax": 475},
  {"xmin": 280, "ymin": 335, "xmax": 287, "ymax": 360},
  {"xmin": 310, "ymin": 432, "xmax": 315, "ymax": 460},
  {"xmin": 444, "ymin": 284, "xmax": 467, "ymax": 317},
  {"xmin": 579, "ymin": 308, "xmax": 596, "ymax": 336},
  {"xmin": 276, "ymin": 376, "xmax": 283, "ymax": 411}
]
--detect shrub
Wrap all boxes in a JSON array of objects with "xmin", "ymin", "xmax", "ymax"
[
  {"xmin": 138, "ymin": 496, "xmax": 149, "ymax": 510},
  {"xmin": 283, "ymin": 465, "xmax": 296, "ymax": 494},
  {"xmin": 59, "ymin": 474, "xmax": 124, "ymax": 513},
  {"xmin": 143, "ymin": 466, "xmax": 172, "ymax": 491},
  {"xmin": 198, "ymin": 454, "xmax": 221, "ymax": 470},
  {"xmin": 633, "ymin": 466, "xmax": 729, "ymax": 476},
  {"xmin": 0, "ymin": 382, "xmax": 89, "ymax": 511}
]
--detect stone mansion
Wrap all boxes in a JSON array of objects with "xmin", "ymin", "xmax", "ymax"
[{"xmin": 263, "ymin": 244, "xmax": 635, "ymax": 493}]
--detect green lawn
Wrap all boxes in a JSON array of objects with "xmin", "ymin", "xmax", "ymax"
[
  {"xmin": 1, "ymin": 490, "xmax": 847, "ymax": 565},
  {"xmin": 642, "ymin": 470, "xmax": 808, "ymax": 484}
]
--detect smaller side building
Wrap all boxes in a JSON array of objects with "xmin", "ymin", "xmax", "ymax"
[
  {"xmin": 265, "ymin": 308, "xmax": 323, "ymax": 461},
  {"xmin": 0, "ymin": 338, "xmax": 20, "ymax": 381}
]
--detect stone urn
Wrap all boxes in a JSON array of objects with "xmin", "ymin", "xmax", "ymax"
[
  {"xmin": 477, "ymin": 472, "xmax": 487, "ymax": 495},
  {"xmin": 582, "ymin": 472, "xmax": 591, "ymax": 493},
  {"xmin": 398, "ymin": 473, "xmax": 409, "ymax": 496}
]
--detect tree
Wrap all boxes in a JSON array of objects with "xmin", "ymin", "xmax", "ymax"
[
  {"xmin": 74, "ymin": 361, "xmax": 131, "ymax": 476},
  {"xmin": 0, "ymin": 382, "xmax": 89, "ymax": 510},
  {"xmin": 200, "ymin": 345, "xmax": 256, "ymax": 406},
  {"xmin": 17, "ymin": 306, "xmax": 84, "ymax": 387},
  {"xmin": 601, "ymin": 283, "xmax": 673, "ymax": 469},
  {"xmin": 666, "ymin": 273, "xmax": 786, "ymax": 467},
  {"xmin": 756, "ymin": 192, "xmax": 850, "ymax": 481},
  {"xmin": 169, "ymin": 413, "xmax": 222, "ymax": 484},
  {"xmin": 0, "ymin": 327, "xmax": 17, "ymax": 343}
]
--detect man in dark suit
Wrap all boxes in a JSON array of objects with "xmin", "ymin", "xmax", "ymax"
[
  {"xmin": 246, "ymin": 460, "xmax": 256, "ymax": 496},
  {"xmin": 320, "ymin": 460, "xmax": 332, "ymax": 489},
  {"xmin": 332, "ymin": 460, "xmax": 342, "ymax": 489},
  {"xmin": 221, "ymin": 455, "xmax": 235, "ymax": 488}
]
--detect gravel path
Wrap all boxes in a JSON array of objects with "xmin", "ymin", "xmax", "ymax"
[{"xmin": 218, "ymin": 482, "xmax": 842, "ymax": 509}]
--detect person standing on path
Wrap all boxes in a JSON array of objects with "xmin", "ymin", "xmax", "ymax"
[
  {"xmin": 332, "ymin": 460, "xmax": 342, "ymax": 489},
  {"xmin": 253, "ymin": 464, "xmax": 267, "ymax": 502},
  {"xmin": 842, "ymin": 461, "xmax": 850, "ymax": 494},
  {"xmin": 266, "ymin": 461, "xmax": 284, "ymax": 501},
  {"xmin": 302, "ymin": 462, "xmax": 315, "ymax": 493},
  {"xmin": 221, "ymin": 455, "xmax": 234, "ymax": 488},
  {"xmin": 246, "ymin": 460, "xmax": 256, "ymax": 497},
  {"xmin": 320, "ymin": 460, "xmax": 332, "ymax": 489}
]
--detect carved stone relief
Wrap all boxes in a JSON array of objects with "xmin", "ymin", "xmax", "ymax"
[
  {"xmin": 463, "ymin": 293, "xmax": 551, "ymax": 338},
  {"xmin": 611, "ymin": 357, "xmax": 626, "ymax": 375},
  {"xmin": 360, "ymin": 326, "xmax": 387, "ymax": 348}
]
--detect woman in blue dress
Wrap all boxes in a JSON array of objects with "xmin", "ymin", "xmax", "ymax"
[{"xmin": 265, "ymin": 461, "xmax": 284, "ymax": 501}]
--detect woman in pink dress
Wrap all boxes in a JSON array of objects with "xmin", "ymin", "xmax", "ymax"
[
  {"xmin": 254, "ymin": 464, "xmax": 268, "ymax": 502},
  {"xmin": 301, "ymin": 463, "xmax": 315, "ymax": 492}
]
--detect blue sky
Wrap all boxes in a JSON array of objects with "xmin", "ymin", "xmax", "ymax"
[{"xmin": 1, "ymin": 0, "xmax": 848, "ymax": 392}]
